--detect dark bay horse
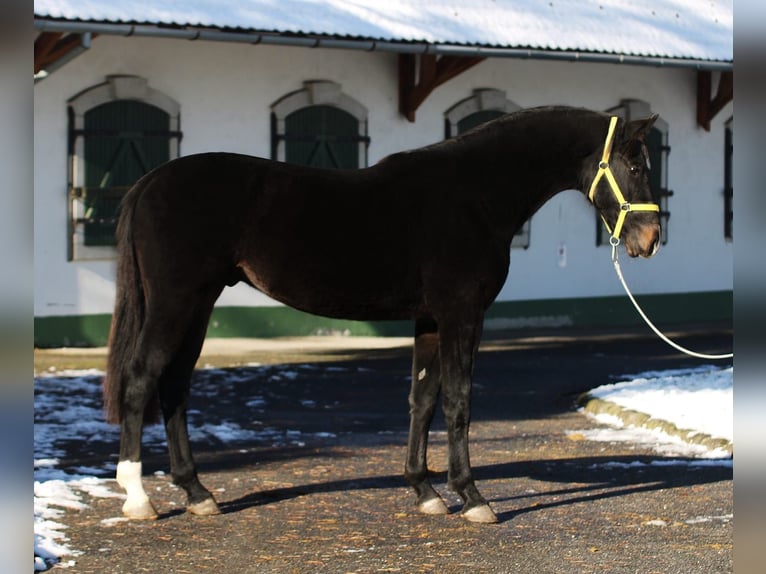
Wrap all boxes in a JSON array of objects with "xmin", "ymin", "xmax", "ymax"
[{"xmin": 104, "ymin": 106, "xmax": 660, "ymax": 523}]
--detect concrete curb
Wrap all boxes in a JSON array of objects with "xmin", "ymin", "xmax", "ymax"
[{"xmin": 577, "ymin": 393, "xmax": 733, "ymax": 456}]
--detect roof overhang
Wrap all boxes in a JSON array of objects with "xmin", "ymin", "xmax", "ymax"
[
  {"xmin": 34, "ymin": 18, "xmax": 733, "ymax": 73},
  {"xmin": 34, "ymin": 17, "xmax": 734, "ymax": 127}
]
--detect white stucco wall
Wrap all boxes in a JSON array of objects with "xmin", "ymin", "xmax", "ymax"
[{"xmin": 33, "ymin": 35, "xmax": 733, "ymax": 317}]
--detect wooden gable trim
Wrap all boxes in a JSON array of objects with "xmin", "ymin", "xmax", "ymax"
[
  {"xmin": 399, "ymin": 54, "xmax": 485, "ymax": 122},
  {"xmin": 697, "ymin": 70, "xmax": 733, "ymax": 131},
  {"xmin": 35, "ymin": 31, "xmax": 97, "ymax": 75}
]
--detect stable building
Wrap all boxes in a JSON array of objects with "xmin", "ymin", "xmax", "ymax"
[{"xmin": 33, "ymin": 0, "xmax": 733, "ymax": 346}]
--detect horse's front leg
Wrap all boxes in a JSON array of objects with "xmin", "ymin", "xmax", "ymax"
[
  {"xmin": 439, "ymin": 316, "xmax": 498, "ymax": 524},
  {"xmin": 405, "ymin": 318, "xmax": 448, "ymax": 515}
]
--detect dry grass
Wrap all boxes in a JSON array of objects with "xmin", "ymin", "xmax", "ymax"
[{"xmin": 34, "ymin": 337, "xmax": 413, "ymax": 375}]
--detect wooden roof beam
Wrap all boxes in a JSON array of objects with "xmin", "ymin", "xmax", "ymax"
[
  {"xmin": 35, "ymin": 31, "xmax": 96, "ymax": 75},
  {"xmin": 399, "ymin": 53, "xmax": 484, "ymax": 122},
  {"xmin": 697, "ymin": 70, "xmax": 733, "ymax": 131}
]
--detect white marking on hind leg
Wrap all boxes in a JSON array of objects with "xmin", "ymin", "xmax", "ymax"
[{"xmin": 116, "ymin": 461, "xmax": 158, "ymax": 520}]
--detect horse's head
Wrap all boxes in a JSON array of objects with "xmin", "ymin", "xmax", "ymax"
[{"xmin": 586, "ymin": 114, "xmax": 662, "ymax": 258}]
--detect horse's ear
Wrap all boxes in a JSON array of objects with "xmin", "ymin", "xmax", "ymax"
[{"xmin": 624, "ymin": 114, "xmax": 659, "ymax": 142}]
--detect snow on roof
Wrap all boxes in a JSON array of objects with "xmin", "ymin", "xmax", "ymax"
[{"xmin": 34, "ymin": 0, "xmax": 732, "ymax": 63}]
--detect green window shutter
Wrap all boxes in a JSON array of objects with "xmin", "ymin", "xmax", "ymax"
[
  {"xmin": 284, "ymin": 105, "xmax": 360, "ymax": 169},
  {"xmin": 645, "ymin": 128, "xmax": 664, "ymax": 200},
  {"xmin": 646, "ymin": 127, "xmax": 671, "ymax": 245},
  {"xmin": 456, "ymin": 109, "xmax": 504, "ymax": 134},
  {"xmin": 81, "ymin": 100, "xmax": 171, "ymax": 246}
]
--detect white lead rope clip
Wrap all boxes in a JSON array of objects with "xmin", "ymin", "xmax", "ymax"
[{"xmin": 611, "ymin": 244, "xmax": 733, "ymax": 360}]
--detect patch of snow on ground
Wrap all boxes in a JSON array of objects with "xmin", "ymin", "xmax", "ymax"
[
  {"xmin": 591, "ymin": 366, "xmax": 732, "ymax": 441},
  {"xmin": 577, "ymin": 365, "xmax": 733, "ymax": 458}
]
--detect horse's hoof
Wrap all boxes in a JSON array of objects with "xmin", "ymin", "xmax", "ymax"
[
  {"xmin": 418, "ymin": 497, "xmax": 449, "ymax": 515},
  {"xmin": 187, "ymin": 498, "xmax": 221, "ymax": 516},
  {"xmin": 122, "ymin": 499, "xmax": 159, "ymax": 520},
  {"xmin": 462, "ymin": 504, "xmax": 498, "ymax": 524}
]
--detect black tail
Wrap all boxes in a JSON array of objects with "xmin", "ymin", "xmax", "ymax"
[{"xmin": 103, "ymin": 184, "xmax": 158, "ymax": 424}]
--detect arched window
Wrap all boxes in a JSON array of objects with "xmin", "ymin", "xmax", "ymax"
[
  {"xmin": 68, "ymin": 76, "xmax": 181, "ymax": 260},
  {"xmin": 601, "ymin": 99, "xmax": 671, "ymax": 246},
  {"xmin": 445, "ymin": 89, "xmax": 529, "ymax": 249},
  {"xmin": 271, "ymin": 81, "xmax": 368, "ymax": 169}
]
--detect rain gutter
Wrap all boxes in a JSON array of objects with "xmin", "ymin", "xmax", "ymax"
[{"xmin": 34, "ymin": 18, "xmax": 733, "ymax": 72}]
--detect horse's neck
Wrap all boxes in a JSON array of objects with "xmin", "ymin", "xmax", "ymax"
[{"xmin": 473, "ymin": 112, "xmax": 604, "ymax": 241}]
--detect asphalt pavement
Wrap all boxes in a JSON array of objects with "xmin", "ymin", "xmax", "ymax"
[{"xmin": 43, "ymin": 323, "xmax": 733, "ymax": 573}]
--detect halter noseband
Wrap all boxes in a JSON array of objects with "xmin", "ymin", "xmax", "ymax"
[{"xmin": 588, "ymin": 116, "xmax": 660, "ymax": 246}]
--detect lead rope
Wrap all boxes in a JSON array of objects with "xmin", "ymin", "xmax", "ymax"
[{"xmin": 611, "ymin": 245, "xmax": 733, "ymax": 360}]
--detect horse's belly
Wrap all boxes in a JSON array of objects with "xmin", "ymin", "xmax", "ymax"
[{"xmin": 238, "ymin": 260, "xmax": 418, "ymax": 322}]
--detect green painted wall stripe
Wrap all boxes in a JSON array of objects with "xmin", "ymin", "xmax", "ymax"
[
  {"xmin": 34, "ymin": 291, "xmax": 732, "ymax": 348},
  {"xmin": 35, "ymin": 313, "xmax": 114, "ymax": 348}
]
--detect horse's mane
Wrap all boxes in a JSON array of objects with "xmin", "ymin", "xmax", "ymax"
[{"xmin": 378, "ymin": 106, "xmax": 605, "ymax": 166}]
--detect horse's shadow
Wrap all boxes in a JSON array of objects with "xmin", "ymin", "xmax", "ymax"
[{"xmin": 207, "ymin": 455, "xmax": 731, "ymax": 524}]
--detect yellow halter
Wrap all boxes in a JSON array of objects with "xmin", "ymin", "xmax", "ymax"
[{"xmin": 588, "ymin": 116, "xmax": 659, "ymax": 246}]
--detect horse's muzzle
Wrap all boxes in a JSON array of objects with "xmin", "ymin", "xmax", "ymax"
[{"xmin": 626, "ymin": 223, "xmax": 661, "ymax": 258}]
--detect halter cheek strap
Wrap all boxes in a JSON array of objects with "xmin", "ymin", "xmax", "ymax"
[{"xmin": 588, "ymin": 116, "xmax": 659, "ymax": 246}]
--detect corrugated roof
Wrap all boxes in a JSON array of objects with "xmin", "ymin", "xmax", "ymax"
[{"xmin": 34, "ymin": 0, "xmax": 732, "ymax": 63}]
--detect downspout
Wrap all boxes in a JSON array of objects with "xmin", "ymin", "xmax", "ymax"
[{"xmin": 34, "ymin": 19, "xmax": 733, "ymax": 72}]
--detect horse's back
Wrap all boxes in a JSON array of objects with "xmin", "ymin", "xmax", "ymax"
[{"xmin": 123, "ymin": 152, "xmax": 426, "ymax": 319}]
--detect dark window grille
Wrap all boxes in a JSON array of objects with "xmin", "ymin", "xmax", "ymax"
[
  {"xmin": 274, "ymin": 105, "xmax": 368, "ymax": 170},
  {"xmin": 70, "ymin": 100, "xmax": 180, "ymax": 246},
  {"xmin": 456, "ymin": 109, "xmax": 504, "ymax": 135},
  {"xmin": 646, "ymin": 127, "xmax": 672, "ymax": 245},
  {"xmin": 724, "ymin": 120, "xmax": 733, "ymax": 240}
]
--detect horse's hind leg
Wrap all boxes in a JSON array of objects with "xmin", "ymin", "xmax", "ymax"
[
  {"xmin": 116, "ymin": 292, "xmax": 214, "ymax": 519},
  {"xmin": 116, "ymin": 338, "xmax": 174, "ymax": 519},
  {"xmin": 405, "ymin": 317, "xmax": 449, "ymax": 515},
  {"xmin": 158, "ymin": 289, "xmax": 222, "ymax": 516}
]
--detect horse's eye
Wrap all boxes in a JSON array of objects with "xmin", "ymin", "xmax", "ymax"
[{"xmin": 629, "ymin": 164, "xmax": 641, "ymax": 175}]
